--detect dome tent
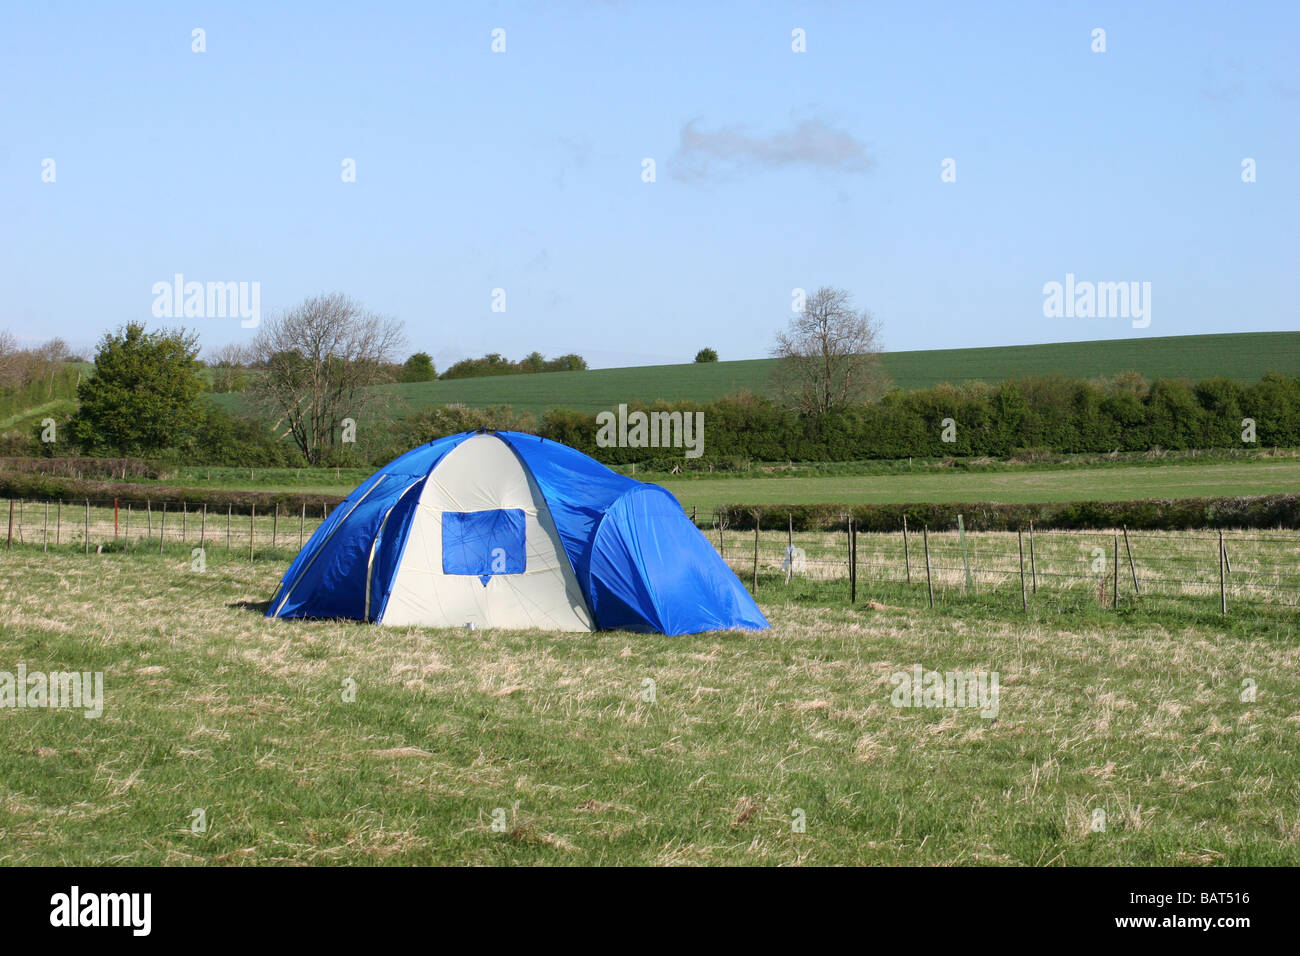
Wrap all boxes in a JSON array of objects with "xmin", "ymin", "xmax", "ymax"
[{"xmin": 266, "ymin": 430, "xmax": 769, "ymax": 635}]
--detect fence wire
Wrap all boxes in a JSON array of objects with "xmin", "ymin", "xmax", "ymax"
[{"xmin": 2, "ymin": 498, "xmax": 1296, "ymax": 613}]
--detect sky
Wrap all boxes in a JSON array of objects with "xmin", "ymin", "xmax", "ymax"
[{"xmin": 2, "ymin": 1, "xmax": 1297, "ymax": 369}]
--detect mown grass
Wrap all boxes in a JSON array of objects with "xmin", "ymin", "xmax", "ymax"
[
  {"xmin": 1, "ymin": 542, "xmax": 1297, "ymax": 865},
  {"xmin": 42, "ymin": 456, "xmax": 1300, "ymax": 514}
]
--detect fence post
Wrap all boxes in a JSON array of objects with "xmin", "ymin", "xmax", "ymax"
[
  {"xmin": 114, "ymin": 498, "xmax": 119, "ymax": 539},
  {"xmin": 146, "ymin": 499, "xmax": 152, "ymax": 539},
  {"xmin": 182, "ymin": 501, "xmax": 187, "ymax": 542},
  {"xmin": 299, "ymin": 503, "xmax": 305, "ymax": 548},
  {"xmin": 902, "ymin": 514, "xmax": 911, "ymax": 585},
  {"xmin": 56, "ymin": 499, "xmax": 61, "ymax": 546},
  {"xmin": 84, "ymin": 499, "xmax": 90, "ymax": 555},
  {"xmin": 17, "ymin": 499, "xmax": 23, "ymax": 544},
  {"xmin": 160, "ymin": 502, "xmax": 166, "ymax": 554},
  {"xmin": 272, "ymin": 506, "xmax": 278, "ymax": 549},
  {"xmin": 249, "ymin": 505, "xmax": 256, "ymax": 561},
  {"xmin": 923, "ymin": 525, "xmax": 934, "ymax": 609},
  {"xmin": 849, "ymin": 516, "xmax": 857, "ymax": 604},
  {"xmin": 227, "ymin": 504, "xmax": 232, "ymax": 551},
  {"xmin": 1018, "ymin": 529, "xmax": 1027, "ymax": 611},
  {"xmin": 5, "ymin": 499, "xmax": 12, "ymax": 550},
  {"xmin": 752, "ymin": 512, "xmax": 759, "ymax": 593},
  {"xmin": 1122, "ymin": 525, "xmax": 1140, "ymax": 596},
  {"xmin": 1029, "ymin": 521, "xmax": 1037, "ymax": 593},
  {"xmin": 126, "ymin": 501, "xmax": 131, "ymax": 540},
  {"xmin": 1218, "ymin": 530, "xmax": 1227, "ymax": 615},
  {"xmin": 43, "ymin": 500, "xmax": 49, "ymax": 552},
  {"xmin": 200, "ymin": 503, "xmax": 207, "ymax": 548},
  {"xmin": 957, "ymin": 513, "xmax": 972, "ymax": 593}
]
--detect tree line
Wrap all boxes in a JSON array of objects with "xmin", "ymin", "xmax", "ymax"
[
  {"xmin": 9, "ymin": 287, "xmax": 1296, "ymax": 470},
  {"xmin": 537, "ymin": 372, "xmax": 1300, "ymax": 466}
]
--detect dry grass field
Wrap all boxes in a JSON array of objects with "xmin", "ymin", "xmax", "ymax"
[{"xmin": 1, "ymin": 536, "xmax": 1297, "ymax": 866}]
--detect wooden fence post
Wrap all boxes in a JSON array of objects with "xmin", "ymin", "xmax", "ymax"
[
  {"xmin": 1018, "ymin": 529, "xmax": 1027, "ymax": 611},
  {"xmin": 5, "ymin": 499, "xmax": 12, "ymax": 550},
  {"xmin": 227, "ymin": 504, "xmax": 232, "ymax": 551},
  {"xmin": 114, "ymin": 498, "xmax": 119, "ymax": 539},
  {"xmin": 126, "ymin": 502, "xmax": 131, "ymax": 540},
  {"xmin": 84, "ymin": 499, "xmax": 90, "ymax": 554},
  {"xmin": 1218, "ymin": 530, "xmax": 1227, "ymax": 615},
  {"xmin": 272, "ymin": 506, "xmax": 278, "ymax": 549},
  {"xmin": 159, "ymin": 502, "xmax": 166, "ymax": 554},
  {"xmin": 200, "ymin": 503, "xmax": 207, "ymax": 548},
  {"xmin": 146, "ymin": 499, "xmax": 152, "ymax": 539},
  {"xmin": 299, "ymin": 503, "xmax": 305, "ymax": 548},
  {"xmin": 752, "ymin": 512, "xmax": 759, "ymax": 593},
  {"xmin": 56, "ymin": 499, "xmax": 61, "ymax": 546},
  {"xmin": 923, "ymin": 525, "xmax": 934, "ymax": 609},
  {"xmin": 249, "ymin": 505, "xmax": 256, "ymax": 561},
  {"xmin": 848, "ymin": 516, "xmax": 856, "ymax": 604},
  {"xmin": 1122, "ymin": 525, "xmax": 1140, "ymax": 596},
  {"xmin": 43, "ymin": 500, "xmax": 49, "ymax": 552}
]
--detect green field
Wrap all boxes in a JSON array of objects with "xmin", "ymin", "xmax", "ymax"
[
  {"xmin": 1, "ymin": 542, "xmax": 1297, "ymax": 865},
  {"xmin": 207, "ymin": 331, "xmax": 1300, "ymax": 418},
  {"xmin": 95, "ymin": 457, "xmax": 1300, "ymax": 514},
  {"xmin": 661, "ymin": 460, "xmax": 1300, "ymax": 512}
]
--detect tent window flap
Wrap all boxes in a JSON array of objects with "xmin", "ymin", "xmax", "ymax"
[{"xmin": 442, "ymin": 509, "xmax": 526, "ymax": 583}]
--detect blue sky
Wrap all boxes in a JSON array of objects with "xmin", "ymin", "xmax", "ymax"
[{"xmin": 3, "ymin": 1, "xmax": 1297, "ymax": 368}]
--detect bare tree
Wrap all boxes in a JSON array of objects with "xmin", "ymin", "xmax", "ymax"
[
  {"xmin": 248, "ymin": 293, "xmax": 405, "ymax": 464},
  {"xmin": 0, "ymin": 331, "xmax": 18, "ymax": 389},
  {"xmin": 0, "ymin": 332, "xmax": 72, "ymax": 391},
  {"xmin": 207, "ymin": 342, "xmax": 253, "ymax": 394},
  {"xmin": 772, "ymin": 286, "xmax": 889, "ymax": 414}
]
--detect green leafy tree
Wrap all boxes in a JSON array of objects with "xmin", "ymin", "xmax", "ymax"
[
  {"xmin": 694, "ymin": 347, "xmax": 718, "ymax": 363},
  {"xmin": 402, "ymin": 351, "xmax": 437, "ymax": 383},
  {"xmin": 543, "ymin": 353, "xmax": 588, "ymax": 372},
  {"xmin": 72, "ymin": 323, "xmax": 203, "ymax": 455}
]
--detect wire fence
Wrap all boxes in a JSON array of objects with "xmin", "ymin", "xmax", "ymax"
[
  {"xmin": 3, "ymin": 497, "xmax": 1297, "ymax": 615},
  {"xmin": 1, "ymin": 497, "xmax": 331, "ymax": 555},
  {"xmin": 694, "ymin": 508, "xmax": 1300, "ymax": 614}
]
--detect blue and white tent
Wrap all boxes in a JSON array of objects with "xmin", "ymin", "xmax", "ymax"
[{"xmin": 266, "ymin": 430, "xmax": 769, "ymax": 635}]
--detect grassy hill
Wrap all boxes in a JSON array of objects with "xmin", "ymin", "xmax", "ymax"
[
  {"xmin": 0, "ymin": 362, "xmax": 84, "ymax": 436},
  {"xmin": 211, "ymin": 331, "xmax": 1300, "ymax": 418}
]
